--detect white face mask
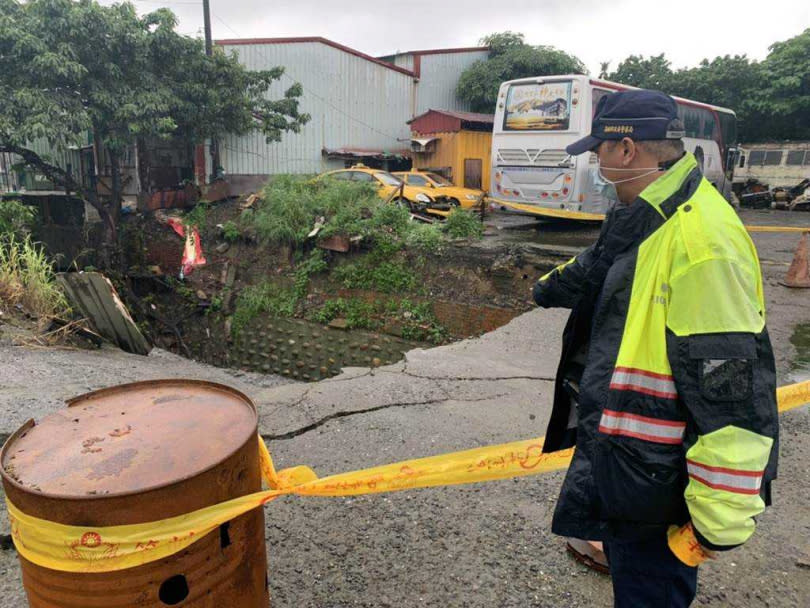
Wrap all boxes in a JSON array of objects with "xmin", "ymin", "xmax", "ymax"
[{"xmin": 597, "ymin": 163, "xmax": 661, "ymax": 185}]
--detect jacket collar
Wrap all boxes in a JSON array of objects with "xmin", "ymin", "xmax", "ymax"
[{"xmin": 638, "ymin": 152, "xmax": 699, "ymax": 218}]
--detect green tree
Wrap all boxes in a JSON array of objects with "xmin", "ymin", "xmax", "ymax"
[
  {"xmin": 755, "ymin": 28, "xmax": 810, "ymax": 140},
  {"xmin": 607, "ymin": 54, "xmax": 674, "ymax": 90},
  {"xmin": 456, "ymin": 32, "xmax": 586, "ymax": 113},
  {"xmin": 0, "ymin": 0, "xmax": 309, "ymax": 264}
]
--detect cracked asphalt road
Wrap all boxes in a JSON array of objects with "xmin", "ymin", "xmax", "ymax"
[{"xmin": 2, "ymin": 211, "xmax": 810, "ymax": 606}]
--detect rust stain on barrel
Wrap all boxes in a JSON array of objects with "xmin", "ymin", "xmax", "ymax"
[{"xmin": 0, "ymin": 379, "xmax": 270, "ymax": 607}]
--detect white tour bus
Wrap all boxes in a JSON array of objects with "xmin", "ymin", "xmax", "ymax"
[{"xmin": 490, "ymin": 74, "xmax": 738, "ymax": 220}]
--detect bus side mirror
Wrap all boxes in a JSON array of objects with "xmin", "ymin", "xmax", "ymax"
[{"xmin": 739, "ymin": 154, "xmax": 746, "ymax": 168}]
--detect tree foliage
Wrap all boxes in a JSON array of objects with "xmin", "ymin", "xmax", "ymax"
[
  {"xmin": 0, "ymin": 0, "xmax": 310, "ymax": 260},
  {"xmin": 606, "ymin": 28, "xmax": 810, "ymax": 142},
  {"xmin": 456, "ymin": 32, "xmax": 586, "ymax": 113}
]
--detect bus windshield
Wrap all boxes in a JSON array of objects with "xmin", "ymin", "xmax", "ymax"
[{"xmin": 503, "ymin": 81, "xmax": 572, "ymax": 131}]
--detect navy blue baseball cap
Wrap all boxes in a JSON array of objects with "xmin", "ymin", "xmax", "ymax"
[{"xmin": 566, "ymin": 89, "xmax": 684, "ymax": 156}]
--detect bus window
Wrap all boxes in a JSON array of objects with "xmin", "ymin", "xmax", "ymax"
[
  {"xmin": 718, "ymin": 112, "xmax": 737, "ymax": 148},
  {"xmin": 787, "ymin": 150, "xmax": 807, "ymax": 166},
  {"xmin": 592, "ymin": 89, "xmax": 611, "ymax": 117},
  {"xmin": 763, "ymin": 151, "xmax": 783, "ymax": 166},
  {"xmin": 701, "ymin": 112, "xmax": 717, "ymax": 140},
  {"xmin": 748, "ymin": 150, "xmax": 766, "ymax": 166},
  {"xmin": 503, "ymin": 81, "xmax": 572, "ymax": 131}
]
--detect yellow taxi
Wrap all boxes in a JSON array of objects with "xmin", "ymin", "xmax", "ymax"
[
  {"xmin": 321, "ymin": 165, "xmax": 450, "ymax": 211},
  {"xmin": 393, "ymin": 171, "xmax": 484, "ymax": 209}
]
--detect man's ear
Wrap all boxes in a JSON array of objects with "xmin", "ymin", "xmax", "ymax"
[{"xmin": 620, "ymin": 137, "xmax": 637, "ymax": 166}]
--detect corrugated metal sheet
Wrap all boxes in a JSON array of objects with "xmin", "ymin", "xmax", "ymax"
[
  {"xmin": 13, "ymin": 138, "xmax": 84, "ymax": 190},
  {"xmin": 414, "ymin": 51, "xmax": 489, "ymax": 115},
  {"xmin": 220, "ymin": 41, "xmax": 415, "ymax": 176},
  {"xmin": 411, "ymin": 130, "xmax": 492, "ymax": 192},
  {"xmin": 410, "ymin": 110, "xmax": 494, "ymax": 135}
]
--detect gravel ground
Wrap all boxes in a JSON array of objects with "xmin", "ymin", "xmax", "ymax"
[{"xmin": 0, "ymin": 208, "xmax": 809, "ymax": 607}]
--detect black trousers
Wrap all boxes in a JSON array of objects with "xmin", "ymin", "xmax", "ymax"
[{"xmin": 604, "ymin": 535, "xmax": 698, "ymax": 608}]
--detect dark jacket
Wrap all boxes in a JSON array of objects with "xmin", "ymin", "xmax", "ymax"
[{"xmin": 534, "ymin": 153, "xmax": 779, "ymax": 550}]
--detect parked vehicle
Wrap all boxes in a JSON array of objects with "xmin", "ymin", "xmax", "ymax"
[
  {"xmin": 321, "ymin": 165, "xmax": 451, "ymax": 213},
  {"xmin": 490, "ymin": 74, "xmax": 739, "ymax": 221},
  {"xmin": 392, "ymin": 171, "xmax": 484, "ymax": 209}
]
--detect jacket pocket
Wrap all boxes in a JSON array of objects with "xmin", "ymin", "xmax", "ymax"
[{"xmin": 593, "ymin": 436, "xmax": 686, "ymax": 524}]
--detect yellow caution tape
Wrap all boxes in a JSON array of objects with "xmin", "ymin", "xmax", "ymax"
[
  {"xmin": 6, "ymin": 380, "xmax": 810, "ymax": 573},
  {"xmin": 744, "ymin": 225, "xmax": 810, "ymax": 233}
]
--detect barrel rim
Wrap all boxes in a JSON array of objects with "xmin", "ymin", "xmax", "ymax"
[{"xmin": 0, "ymin": 379, "xmax": 259, "ymax": 502}]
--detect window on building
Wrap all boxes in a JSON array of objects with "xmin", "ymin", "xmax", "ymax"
[
  {"xmin": 787, "ymin": 150, "xmax": 807, "ymax": 166},
  {"xmin": 763, "ymin": 151, "xmax": 783, "ymax": 166}
]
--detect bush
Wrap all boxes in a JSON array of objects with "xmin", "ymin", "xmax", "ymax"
[
  {"xmin": 222, "ymin": 220, "xmax": 240, "ymax": 242},
  {"xmin": 0, "ymin": 235, "xmax": 68, "ymax": 321},
  {"xmin": 0, "ymin": 199, "xmax": 37, "ymax": 237},
  {"xmin": 442, "ymin": 208, "xmax": 484, "ymax": 239}
]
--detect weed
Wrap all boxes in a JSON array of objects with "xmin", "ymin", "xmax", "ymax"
[
  {"xmin": 442, "ymin": 208, "xmax": 484, "ymax": 239},
  {"xmin": 0, "ymin": 200, "xmax": 37, "ymax": 237},
  {"xmin": 397, "ymin": 299, "xmax": 448, "ymax": 344},
  {"xmin": 249, "ymin": 176, "xmax": 379, "ymax": 247},
  {"xmin": 0, "ymin": 235, "xmax": 68, "ymax": 322},
  {"xmin": 232, "ymin": 282, "xmax": 298, "ymax": 336},
  {"xmin": 310, "ymin": 297, "xmax": 379, "ymax": 330},
  {"xmin": 183, "ymin": 203, "xmax": 209, "ymax": 229},
  {"xmin": 333, "ymin": 259, "xmax": 416, "ymax": 293},
  {"xmin": 404, "ymin": 223, "xmax": 444, "ymax": 252},
  {"xmin": 221, "ymin": 221, "xmax": 240, "ymax": 242}
]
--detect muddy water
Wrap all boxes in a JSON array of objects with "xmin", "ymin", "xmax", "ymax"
[{"xmin": 788, "ymin": 322, "xmax": 810, "ymax": 382}]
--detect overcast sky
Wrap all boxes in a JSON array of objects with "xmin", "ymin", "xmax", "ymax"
[{"xmin": 123, "ymin": 0, "xmax": 808, "ymax": 74}]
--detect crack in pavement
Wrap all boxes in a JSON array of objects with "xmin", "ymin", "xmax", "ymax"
[
  {"xmin": 396, "ymin": 355, "xmax": 554, "ymax": 383},
  {"xmin": 261, "ymin": 392, "xmax": 508, "ymax": 441}
]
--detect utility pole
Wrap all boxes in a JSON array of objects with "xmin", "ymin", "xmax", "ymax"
[
  {"xmin": 202, "ymin": 0, "xmax": 220, "ymax": 181},
  {"xmin": 202, "ymin": 0, "xmax": 212, "ymax": 56}
]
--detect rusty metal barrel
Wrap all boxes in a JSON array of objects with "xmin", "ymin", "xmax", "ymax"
[{"xmin": 1, "ymin": 379, "xmax": 269, "ymax": 607}]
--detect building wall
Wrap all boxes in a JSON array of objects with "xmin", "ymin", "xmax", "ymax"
[
  {"xmin": 219, "ymin": 41, "xmax": 415, "ymax": 180},
  {"xmin": 414, "ymin": 51, "xmax": 489, "ymax": 115},
  {"xmin": 736, "ymin": 141, "xmax": 810, "ymax": 187},
  {"xmin": 411, "ymin": 130, "xmax": 492, "ymax": 192}
]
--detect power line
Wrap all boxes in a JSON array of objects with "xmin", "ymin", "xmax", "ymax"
[{"xmin": 210, "ymin": 13, "xmax": 406, "ymax": 144}]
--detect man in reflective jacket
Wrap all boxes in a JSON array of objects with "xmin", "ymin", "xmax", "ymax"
[{"xmin": 534, "ymin": 89, "xmax": 778, "ymax": 607}]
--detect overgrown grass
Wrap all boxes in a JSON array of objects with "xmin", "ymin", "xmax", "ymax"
[
  {"xmin": 309, "ymin": 297, "xmax": 379, "ymax": 330},
  {"xmin": 0, "ymin": 235, "xmax": 68, "ymax": 321},
  {"xmin": 246, "ymin": 176, "xmax": 380, "ymax": 247},
  {"xmin": 443, "ymin": 208, "xmax": 484, "ymax": 239},
  {"xmin": 310, "ymin": 296, "xmax": 448, "ymax": 344},
  {"xmin": 245, "ymin": 176, "xmax": 447, "ymax": 252},
  {"xmin": 231, "ymin": 282, "xmax": 298, "ymax": 336},
  {"xmin": 0, "ymin": 199, "xmax": 37, "ymax": 237}
]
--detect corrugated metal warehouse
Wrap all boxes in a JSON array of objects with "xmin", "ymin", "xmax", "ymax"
[
  {"xmin": 216, "ymin": 38, "xmax": 492, "ymax": 191},
  {"xmin": 379, "ymin": 47, "xmax": 490, "ymax": 115}
]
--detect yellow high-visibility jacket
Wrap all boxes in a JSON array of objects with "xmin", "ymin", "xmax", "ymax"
[{"xmin": 534, "ymin": 152, "xmax": 778, "ymax": 550}]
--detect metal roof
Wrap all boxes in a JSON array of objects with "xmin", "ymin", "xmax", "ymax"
[
  {"xmin": 408, "ymin": 109, "xmax": 495, "ymax": 125},
  {"xmin": 215, "ymin": 37, "xmax": 416, "ymax": 77}
]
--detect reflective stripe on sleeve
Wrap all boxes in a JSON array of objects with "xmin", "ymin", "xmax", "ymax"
[
  {"xmin": 686, "ymin": 459, "xmax": 764, "ymax": 495},
  {"xmin": 610, "ymin": 367, "xmax": 679, "ymax": 400},
  {"xmin": 598, "ymin": 409, "xmax": 686, "ymax": 444}
]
